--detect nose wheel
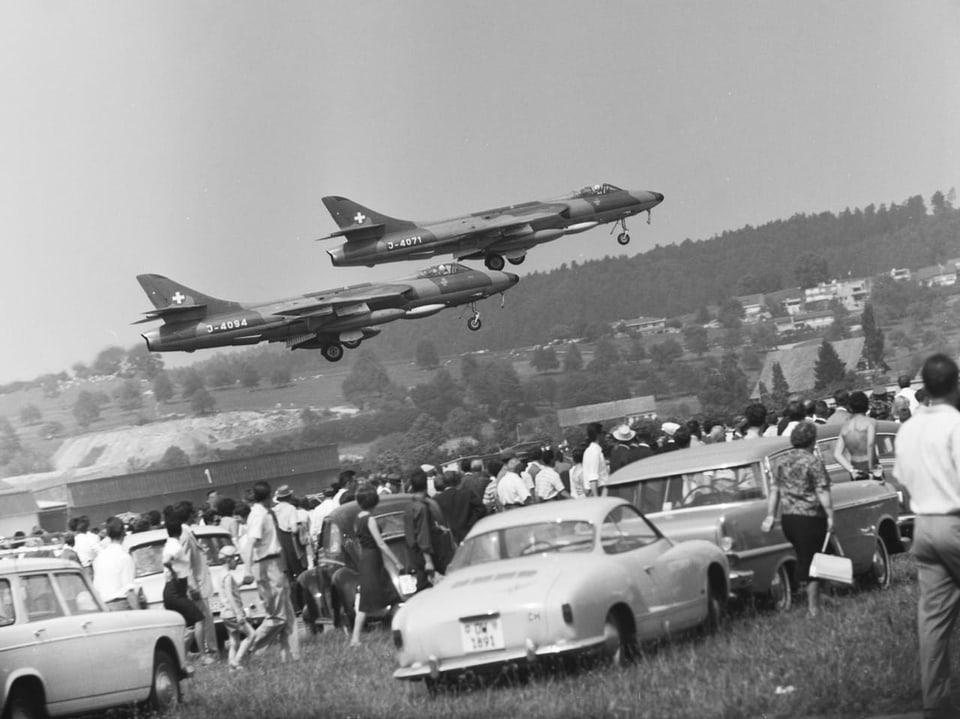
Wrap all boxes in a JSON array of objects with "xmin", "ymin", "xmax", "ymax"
[
  {"xmin": 612, "ymin": 218, "xmax": 631, "ymax": 246},
  {"xmin": 321, "ymin": 344, "xmax": 344, "ymax": 362},
  {"xmin": 466, "ymin": 302, "xmax": 482, "ymax": 331},
  {"xmin": 484, "ymin": 254, "xmax": 506, "ymax": 271}
]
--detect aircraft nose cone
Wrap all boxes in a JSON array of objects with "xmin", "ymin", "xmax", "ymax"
[
  {"xmin": 505, "ymin": 272, "xmax": 520, "ymax": 286},
  {"xmin": 652, "ymin": 191, "xmax": 664, "ymax": 204}
]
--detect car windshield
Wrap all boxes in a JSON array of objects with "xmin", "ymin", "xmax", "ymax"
[
  {"xmin": 607, "ymin": 462, "xmax": 765, "ymax": 512},
  {"xmin": 129, "ymin": 533, "xmax": 238, "ymax": 578},
  {"xmin": 448, "ymin": 520, "xmax": 595, "ymax": 571}
]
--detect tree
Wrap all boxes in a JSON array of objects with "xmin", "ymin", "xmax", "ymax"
[
  {"xmin": 698, "ymin": 353, "xmax": 750, "ymax": 422},
  {"xmin": 207, "ymin": 363, "xmax": 237, "ymax": 389},
  {"xmin": 19, "ymin": 404, "xmax": 42, "ymax": 425},
  {"xmin": 588, "ymin": 337, "xmax": 619, "ymax": 371},
  {"xmin": 73, "ymin": 391, "xmax": 101, "ymax": 428},
  {"xmin": 814, "ymin": 339, "xmax": 847, "ymax": 391},
  {"xmin": 153, "ymin": 371, "xmax": 174, "ymax": 403},
  {"xmin": 696, "ymin": 305, "xmax": 712, "ymax": 324},
  {"xmin": 861, "ymin": 303, "xmax": 886, "ymax": 368},
  {"xmin": 628, "ymin": 336, "xmax": 646, "ymax": 362},
  {"xmin": 240, "ymin": 364, "xmax": 261, "ymax": 389},
  {"xmin": 410, "ymin": 369, "xmax": 463, "ymax": 422},
  {"xmin": 155, "ymin": 445, "xmax": 190, "ymax": 469},
  {"xmin": 39, "ymin": 374, "xmax": 60, "ymax": 398},
  {"xmin": 92, "ymin": 346, "xmax": 126, "ymax": 376},
  {"xmin": 125, "ymin": 344, "xmax": 163, "ymax": 379},
  {"xmin": 770, "ymin": 362, "xmax": 790, "ymax": 409},
  {"xmin": 648, "ymin": 338, "xmax": 683, "ymax": 369},
  {"xmin": 794, "ymin": 252, "xmax": 829, "ymax": 289},
  {"xmin": 190, "ymin": 387, "xmax": 216, "ymax": 415},
  {"xmin": 114, "ymin": 379, "xmax": 143, "ymax": 411},
  {"xmin": 683, "ymin": 325, "xmax": 709, "ymax": 356},
  {"xmin": 72, "ymin": 362, "xmax": 91, "ymax": 380},
  {"xmin": 180, "ymin": 368, "xmax": 204, "ymax": 399},
  {"xmin": 0, "ymin": 418, "xmax": 21, "ymax": 465},
  {"xmin": 415, "ymin": 340, "xmax": 440, "ymax": 370},
  {"xmin": 270, "ymin": 366, "xmax": 292, "ymax": 388},
  {"xmin": 563, "ymin": 343, "xmax": 583, "ymax": 373},
  {"xmin": 342, "ymin": 351, "xmax": 395, "ymax": 409},
  {"xmin": 717, "ymin": 298, "xmax": 745, "ymax": 329},
  {"xmin": 529, "ymin": 346, "xmax": 560, "ymax": 373}
]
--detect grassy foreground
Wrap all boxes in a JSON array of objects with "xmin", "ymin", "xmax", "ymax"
[{"xmin": 163, "ymin": 554, "xmax": 945, "ymax": 719}]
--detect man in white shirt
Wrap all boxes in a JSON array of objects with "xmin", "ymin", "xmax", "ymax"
[
  {"xmin": 496, "ymin": 456, "xmax": 531, "ymax": 509},
  {"xmin": 92, "ymin": 516, "xmax": 137, "ymax": 611},
  {"xmin": 894, "ymin": 354, "xmax": 960, "ymax": 718},
  {"xmin": 73, "ymin": 516, "xmax": 100, "ymax": 577},
  {"xmin": 582, "ymin": 423, "xmax": 608, "ymax": 496},
  {"xmin": 534, "ymin": 448, "xmax": 569, "ymax": 501},
  {"xmin": 895, "ymin": 373, "xmax": 920, "ymax": 413},
  {"xmin": 241, "ymin": 481, "xmax": 299, "ymax": 662}
]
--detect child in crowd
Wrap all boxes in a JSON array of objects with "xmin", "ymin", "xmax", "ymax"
[{"xmin": 218, "ymin": 545, "xmax": 254, "ymax": 670}]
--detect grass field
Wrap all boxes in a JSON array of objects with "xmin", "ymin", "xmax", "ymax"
[{"xmin": 162, "ymin": 554, "xmax": 945, "ymax": 719}]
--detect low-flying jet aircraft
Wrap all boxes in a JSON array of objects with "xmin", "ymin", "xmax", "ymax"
[
  {"xmin": 318, "ymin": 183, "xmax": 664, "ymax": 270},
  {"xmin": 134, "ymin": 263, "xmax": 518, "ymax": 362}
]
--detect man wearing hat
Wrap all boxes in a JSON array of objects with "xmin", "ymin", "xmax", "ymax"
[
  {"xmin": 273, "ymin": 485, "xmax": 307, "ymax": 612},
  {"xmin": 869, "ymin": 385, "xmax": 893, "ymax": 420},
  {"xmin": 609, "ymin": 424, "xmax": 636, "ymax": 473}
]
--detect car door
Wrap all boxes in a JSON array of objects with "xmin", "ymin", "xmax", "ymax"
[
  {"xmin": 816, "ymin": 439, "xmax": 884, "ymax": 563},
  {"xmin": 599, "ymin": 506, "xmax": 689, "ymax": 639}
]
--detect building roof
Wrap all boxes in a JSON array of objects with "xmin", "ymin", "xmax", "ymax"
[
  {"xmin": 556, "ymin": 396, "xmax": 657, "ymax": 427},
  {"xmin": 735, "ymin": 294, "xmax": 765, "ymax": 308},
  {"xmin": 752, "ymin": 337, "xmax": 865, "ymax": 397}
]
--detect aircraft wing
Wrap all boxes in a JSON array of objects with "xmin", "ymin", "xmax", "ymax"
[
  {"xmin": 270, "ymin": 284, "xmax": 412, "ymax": 318},
  {"xmin": 439, "ymin": 207, "xmax": 567, "ymax": 248}
]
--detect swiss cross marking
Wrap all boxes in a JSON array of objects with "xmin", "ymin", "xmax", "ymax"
[
  {"xmin": 354, "ymin": 212, "xmax": 367, "ymax": 224},
  {"xmin": 172, "ymin": 292, "xmax": 185, "ymax": 304}
]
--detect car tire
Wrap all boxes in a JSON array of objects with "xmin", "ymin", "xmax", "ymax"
[
  {"xmin": 3, "ymin": 687, "xmax": 44, "ymax": 719},
  {"xmin": 769, "ymin": 563, "xmax": 793, "ymax": 612},
  {"xmin": 602, "ymin": 610, "xmax": 636, "ymax": 667},
  {"xmin": 147, "ymin": 649, "xmax": 181, "ymax": 714},
  {"xmin": 864, "ymin": 536, "xmax": 892, "ymax": 590},
  {"xmin": 704, "ymin": 581, "xmax": 724, "ymax": 634}
]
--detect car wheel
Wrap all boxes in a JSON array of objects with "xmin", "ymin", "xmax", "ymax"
[
  {"xmin": 3, "ymin": 687, "xmax": 44, "ymax": 719},
  {"xmin": 602, "ymin": 610, "xmax": 635, "ymax": 667},
  {"xmin": 865, "ymin": 536, "xmax": 891, "ymax": 589},
  {"xmin": 704, "ymin": 581, "xmax": 724, "ymax": 634},
  {"xmin": 769, "ymin": 563, "xmax": 792, "ymax": 611},
  {"xmin": 147, "ymin": 649, "xmax": 181, "ymax": 714}
]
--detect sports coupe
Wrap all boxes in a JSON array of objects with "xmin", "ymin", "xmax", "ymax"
[{"xmin": 391, "ymin": 497, "xmax": 728, "ymax": 684}]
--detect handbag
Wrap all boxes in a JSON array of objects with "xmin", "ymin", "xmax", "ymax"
[{"xmin": 809, "ymin": 532, "xmax": 853, "ymax": 585}]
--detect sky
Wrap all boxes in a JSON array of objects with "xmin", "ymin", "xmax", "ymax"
[{"xmin": 2, "ymin": 1, "xmax": 958, "ymax": 384}]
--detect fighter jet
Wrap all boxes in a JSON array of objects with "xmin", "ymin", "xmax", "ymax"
[
  {"xmin": 318, "ymin": 183, "xmax": 664, "ymax": 270},
  {"xmin": 134, "ymin": 263, "xmax": 518, "ymax": 362}
]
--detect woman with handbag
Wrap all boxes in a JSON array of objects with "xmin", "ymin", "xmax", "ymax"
[{"xmin": 761, "ymin": 421, "xmax": 836, "ymax": 617}]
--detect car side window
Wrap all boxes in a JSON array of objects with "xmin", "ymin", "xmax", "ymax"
[
  {"xmin": 55, "ymin": 572, "xmax": 100, "ymax": 615},
  {"xmin": 601, "ymin": 506, "xmax": 660, "ymax": 554},
  {"xmin": 130, "ymin": 542, "xmax": 165, "ymax": 578},
  {"xmin": 0, "ymin": 579, "xmax": 14, "ymax": 626},
  {"xmin": 876, "ymin": 434, "xmax": 896, "ymax": 459},
  {"xmin": 22, "ymin": 574, "xmax": 65, "ymax": 622}
]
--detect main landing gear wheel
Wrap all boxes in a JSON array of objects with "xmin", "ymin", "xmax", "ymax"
[
  {"xmin": 507, "ymin": 256, "xmax": 526, "ymax": 265},
  {"xmin": 467, "ymin": 315, "xmax": 482, "ymax": 331},
  {"xmin": 617, "ymin": 231, "xmax": 630, "ymax": 245},
  {"xmin": 341, "ymin": 339, "xmax": 361, "ymax": 349},
  {"xmin": 484, "ymin": 255, "xmax": 505, "ymax": 271},
  {"xmin": 322, "ymin": 344, "xmax": 344, "ymax": 362}
]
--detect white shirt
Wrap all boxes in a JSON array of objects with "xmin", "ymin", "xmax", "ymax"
[
  {"xmin": 894, "ymin": 403, "xmax": 960, "ymax": 515},
  {"xmin": 273, "ymin": 501, "xmax": 299, "ymax": 532},
  {"xmin": 569, "ymin": 464, "xmax": 586, "ymax": 499},
  {"xmin": 92, "ymin": 541, "xmax": 136, "ymax": 602},
  {"xmin": 309, "ymin": 499, "xmax": 338, "ymax": 540},
  {"xmin": 896, "ymin": 387, "xmax": 920, "ymax": 413},
  {"xmin": 497, "ymin": 471, "xmax": 531, "ymax": 506},
  {"xmin": 535, "ymin": 466, "xmax": 565, "ymax": 501},
  {"xmin": 74, "ymin": 531, "xmax": 100, "ymax": 567},
  {"xmin": 162, "ymin": 536, "xmax": 192, "ymax": 584},
  {"xmin": 582, "ymin": 442, "xmax": 609, "ymax": 490},
  {"xmin": 244, "ymin": 503, "xmax": 282, "ymax": 564}
]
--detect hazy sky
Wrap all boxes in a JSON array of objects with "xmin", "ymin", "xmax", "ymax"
[{"xmin": 2, "ymin": 1, "xmax": 958, "ymax": 384}]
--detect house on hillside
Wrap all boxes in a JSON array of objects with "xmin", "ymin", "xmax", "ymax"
[
  {"xmin": 751, "ymin": 337, "xmax": 865, "ymax": 398},
  {"xmin": 735, "ymin": 294, "xmax": 767, "ymax": 323},
  {"xmin": 803, "ymin": 278, "xmax": 870, "ymax": 313},
  {"xmin": 792, "ymin": 310, "xmax": 835, "ymax": 331},
  {"xmin": 915, "ymin": 260, "xmax": 960, "ymax": 287},
  {"xmin": 619, "ymin": 317, "xmax": 667, "ymax": 336},
  {"xmin": 765, "ymin": 287, "xmax": 803, "ymax": 316},
  {"xmin": 890, "ymin": 268, "xmax": 912, "ymax": 282}
]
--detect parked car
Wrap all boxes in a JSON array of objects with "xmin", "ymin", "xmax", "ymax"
[
  {"xmin": 391, "ymin": 497, "xmax": 729, "ymax": 684},
  {"xmin": 299, "ymin": 494, "xmax": 413, "ymax": 632},
  {"xmin": 123, "ymin": 526, "xmax": 264, "ymax": 625},
  {"xmin": 1, "ymin": 556, "xmax": 189, "ymax": 717},
  {"xmin": 605, "ymin": 422, "xmax": 905, "ymax": 611}
]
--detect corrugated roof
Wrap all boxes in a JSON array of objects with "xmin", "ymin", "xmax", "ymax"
[{"xmin": 557, "ymin": 396, "xmax": 658, "ymax": 427}]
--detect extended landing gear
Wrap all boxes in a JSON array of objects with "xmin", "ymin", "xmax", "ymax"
[
  {"xmin": 484, "ymin": 254, "xmax": 506, "ymax": 271},
  {"xmin": 507, "ymin": 255, "xmax": 526, "ymax": 266},
  {"xmin": 465, "ymin": 301, "xmax": 482, "ymax": 331},
  {"xmin": 612, "ymin": 217, "xmax": 631, "ymax": 246},
  {"xmin": 321, "ymin": 344, "xmax": 344, "ymax": 362},
  {"xmin": 341, "ymin": 339, "xmax": 361, "ymax": 349}
]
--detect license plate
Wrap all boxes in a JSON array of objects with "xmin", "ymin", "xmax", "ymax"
[{"xmin": 460, "ymin": 617, "xmax": 505, "ymax": 654}]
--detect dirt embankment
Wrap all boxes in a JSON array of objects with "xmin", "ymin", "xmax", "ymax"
[{"xmin": 52, "ymin": 410, "xmax": 305, "ymax": 474}]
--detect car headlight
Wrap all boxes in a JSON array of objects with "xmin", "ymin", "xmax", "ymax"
[{"xmin": 720, "ymin": 536, "xmax": 735, "ymax": 552}]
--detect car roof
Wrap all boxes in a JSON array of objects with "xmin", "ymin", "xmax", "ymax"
[
  {"xmin": 608, "ymin": 438, "xmax": 789, "ymax": 485},
  {"xmin": 327, "ymin": 493, "xmax": 414, "ymax": 523},
  {"xmin": 123, "ymin": 525, "xmax": 232, "ymax": 547},
  {"xmin": 607, "ymin": 419, "xmax": 902, "ymax": 486},
  {"xmin": 0, "ymin": 556, "xmax": 79, "ymax": 575},
  {"xmin": 467, "ymin": 497, "xmax": 628, "ymax": 536}
]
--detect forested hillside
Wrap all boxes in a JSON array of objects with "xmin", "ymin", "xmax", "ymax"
[{"xmin": 378, "ymin": 191, "xmax": 960, "ymax": 358}]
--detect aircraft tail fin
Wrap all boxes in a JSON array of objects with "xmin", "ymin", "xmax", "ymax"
[
  {"xmin": 135, "ymin": 274, "xmax": 241, "ymax": 323},
  {"xmin": 319, "ymin": 196, "xmax": 416, "ymax": 242}
]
